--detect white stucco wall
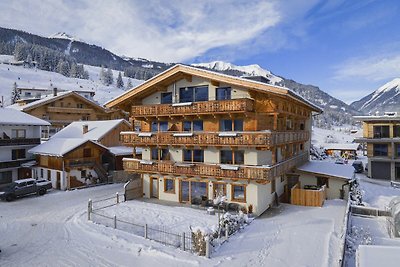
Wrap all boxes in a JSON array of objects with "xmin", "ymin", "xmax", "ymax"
[{"xmin": 298, "ymin": 173, "xmax": 349, "ymax": 200}]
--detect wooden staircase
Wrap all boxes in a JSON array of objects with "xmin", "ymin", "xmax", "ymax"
[{"xmin": 94, "ymin": 163, "xmax": 109, "ymax": 183}]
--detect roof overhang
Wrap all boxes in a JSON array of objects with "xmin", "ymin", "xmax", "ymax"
[{"xmin": 105, "ymin": 64, "xmax": 322, "ymax": 113}]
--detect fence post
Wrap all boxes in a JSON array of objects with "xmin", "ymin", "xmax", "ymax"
[
  {"xmin": 205, "ymin": 239, "xmax": 210, "ymax": 258},
  {"xmin": 114, "ymin": 215, "xmax": 117, "ymax": 229},
  {"xmin": 181, "ymin": 232, "xmax": 185, "ymax": 251},
  {"xmin": 116, "ymin": 192, "xmax": 119, "ymax": 204},
  {"xmin": 88, "ymin": 199, "xmax": 92, "ymax": 221},
  {"xmin": 144, "ymin": 224, "xmax": 148, "ymax": 239},
  {"xmin": 225, "ymin": 225, "xmax": 229, "ymax": 240}
]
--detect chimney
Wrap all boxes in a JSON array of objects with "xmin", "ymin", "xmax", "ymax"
[
  {"xmin": 53, "ymin": 87, "xmax": 58, "ymax": 96},
  {"xmin": 83, "ymin": 124, "xmax": 89, "ymax": 134}
]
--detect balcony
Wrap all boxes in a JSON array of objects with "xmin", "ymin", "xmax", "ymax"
[
  {"xmin": 65, "ymin": 157, "xmax": 97, "ymax": 167},
  {"xmin": 47, "ymin": 106, "xmax": 93, "ymax": 114},
  {"xmin": 123, "ymin": 152, "xmax": 308, "ymax": 181},
  {"xmin": 131, "ymin": 98, "xmax": 254, "ymax": 118},
  {"xmin": 120, "ymin": 131, "xmax": 309, "ymax": 148},
  {"xmin": 0, "ymin": 138, "xmax": 41, "ymax": 146}
]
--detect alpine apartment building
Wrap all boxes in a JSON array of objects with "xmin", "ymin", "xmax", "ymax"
[
  {"xmin": 106, "ymin": 64, "xmax": 322, "ymax": 215},
  {"xmin": 354, "ymin": 113, "xmax": 400, "ymax": 181}
]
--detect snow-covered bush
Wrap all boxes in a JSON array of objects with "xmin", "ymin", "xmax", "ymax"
[
  {"xmin": 191, "ymin": 227, "xmax": 213, "ymax": 256},
  {"xmin": 346, "ymin": 225, "xmax": 372, "ymax": 255},
  {"xmin": 218, "ymin": 211, "xmax": 249, "ymax": 237},
  {"xmin": 349, "ymin": 179, "xmax": 363, "ymax": 206}
]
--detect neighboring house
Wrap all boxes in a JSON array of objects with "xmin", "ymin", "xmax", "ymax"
[
  {"xmin": 18, "ymin": 87, "xmax": 95, "ymax": 101},
  {"xmin": 28, "ymin": 119, "xmax": 136, "ymax": 190},
  {"xmin": 10, "ymin": 90, "xmax": 125, "ymax": 138},
  {"xmin": 106, "ymin": 64, "xmax": 322, "ymax": 216},
  {"xmin": 0, "ymin": 108, "xmax": 50, "ymax": 188},
  {"xmin": 323, "ymin": 143, "xmax": 360, "ymax": 159},
  {"xmin": 354, "ymin": 113, "xmax": 400, "ymax": 181}
]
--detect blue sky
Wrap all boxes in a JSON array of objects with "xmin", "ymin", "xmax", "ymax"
[{"xmin": 0, "ymin": 0, "xmax": 399, "ymax": 104}]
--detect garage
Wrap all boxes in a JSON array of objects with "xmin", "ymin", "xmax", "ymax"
[{"xmin": 371, "ymin": 161, "xmax": 391, "ymax": 180}]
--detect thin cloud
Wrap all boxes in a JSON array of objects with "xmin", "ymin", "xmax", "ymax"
[
  {"xmin": 0, "ymin": 1, "xmax": 283, "ymax": 62},
  {"xmin": 334, "ymin": 54, "xmax": 400, "ymax": 81}
]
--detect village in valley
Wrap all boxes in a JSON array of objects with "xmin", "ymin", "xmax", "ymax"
[{"xmin": 0, "ymin": 1, "xmax": 400, "ymax": 267}]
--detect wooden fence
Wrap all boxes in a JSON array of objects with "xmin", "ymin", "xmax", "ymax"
[{"xmin": 290, "ymin": 183, "xmax": 326, "ymax": 207}]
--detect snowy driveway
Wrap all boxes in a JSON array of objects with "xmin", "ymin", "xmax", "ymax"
[{"xmin": 0, "ymin": 184, "xmax": 346, "ymax": 267}]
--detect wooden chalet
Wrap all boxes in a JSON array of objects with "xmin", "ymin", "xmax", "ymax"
[{"xmin": 106, "ymin": 64, "xmax": 322, "ymax": 215}]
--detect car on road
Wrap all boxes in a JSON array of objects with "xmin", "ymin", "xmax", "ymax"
[{"xmin": 0, "ymin": 178, "xmax": 52, "ymax": 201}]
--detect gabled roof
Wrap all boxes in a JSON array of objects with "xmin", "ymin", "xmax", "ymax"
[
  {"xmin": 9, "ymin": 91, "xmax": 106, "ymax": 112},
  {"xmin": 105, "ymin": 64, "xmax": 322, "ymax": 112},
  {"xmin": 0, "ymin": 108, "xmax": 50, "ymax": 126},
  {"xmin": 52, "ymin": 119, "xmax": 130, "ymax": 141},
  {"xmin": 28, "ymin": 138, "xmax": 107, "ymax": 157}
]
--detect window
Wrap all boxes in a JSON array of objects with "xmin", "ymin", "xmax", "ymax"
[
  {"xmin": 183, "ymin": 149, "xmax": 204, "ymax": 162},
  {"xmin": 281, "ymin": 175, "xmax": 285, "ymax": 182},
  {"xmin": 82, "ymin": 116, "xmax": 89, "ymax": 121},
  {"xmin": 396, "ymin": 144, "xmax": 400, "ymax": 158},
  {"xmin": 317, "ymin": 177, "xmax": 329, "ymax": 188},
  {"xmin": 183, "ymin": 120, "xmax": 203, "ymax": 132},
  {"xmin": 293, "ymin": 144, "xmax": 298, "ymax": 155},
  {"xmin": 24, "ymin": 92, "xmax": 31, "ymax": 96},
  {"xmin": 164, "ymin": 178, "xmax": 175, "ymax": 193},
  {"xmin": 0, "ymin": 171, "xmax": 12, "ymax": 185},
  {"xmin": 151, "ymin": 121, "xmax": 168, "ymax": 132},
  {"xmin": 83, "ymin": 148, "xmax": 92, "ymax": 158},
  {"xmin": 11, "ymin": 129, "xmax": 26, "ymax": 139},
  {"xmin": 232, "ymin": 184, "xmax": 246, "ymax": 202},
  {"xmin": 220, "ymin": 150, "xmax": 244, "ymax": 164},
  {"xmin": 40, "ymin": 168, "xmax": 44, "ymax": 178},
  {"xmin": 216, "ymin": 87, "xmax": 231, "ymax": 100},
  {"xmin": 373, "ymin": 144, "xmax": 388, "ymax": 156},
  {"xmin": 373, "ymin": 126, "xmax": 390, "ymax": 138},
  {"xmin": 213, "ymin": 182, "xmax": 226, "ymax": 198},
  {"xmin": 60, "ymin": 102, "xmax": 64, "ymax": 107},
  {"xmin": 161, "ymin": 92, "xmax": 173, "ymax": 104},
  {"xmin": 394, "ymin": 126, "xmax": 400, "ymax": 138},
  {"xmin": 396, "ymin": 163, "xmax": 400, "ymax": 181},
  {"xmin": 151, "ymin": 148, "xmax": 169, "ymax": 160},
  {"xmin": 300, "ymin": 123, "xmax": 305, "ymax": 130},
  {"xmin": 12, "ymin": 149, "xmax": 26, "ymax": 160},
  {"xmin": 300, "ymin": 144, "xmax": 304, "ymax": 151},
  {"xmin": 77, "ymin": 103, "xmax": 84, "ymax": 108},
  {"xmin": 179, "ymin": 86, "xmax": 208, "ymax": 102},
  {"xmin": 219, "ymin": 119, "xmax": 243, "ymax": 131}
]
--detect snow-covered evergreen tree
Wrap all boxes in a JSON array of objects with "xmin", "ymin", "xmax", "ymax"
[
  {"xmin": 126, "ymin": 78, "xmax": 133, "ymax": 90},
  {"xmin": 106, "ymin": 68, "xmax": 113, "ymax": 85},
  {"xmin": 11, "ymin": 82, "xmax": 20, "ymax": 104},
  {"xmin": 116, "ymin": 72, "xmax": 124, "ymax": 88}
]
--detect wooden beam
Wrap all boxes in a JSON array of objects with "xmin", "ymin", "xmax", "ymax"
[{"xmin": 211, "ymin": 80, "xmax": 220, "ymax": 87}]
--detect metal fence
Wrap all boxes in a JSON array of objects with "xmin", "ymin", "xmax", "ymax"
[{"xmin": 87, "ymin": 194, "xmax": 193, "ymax": 253}]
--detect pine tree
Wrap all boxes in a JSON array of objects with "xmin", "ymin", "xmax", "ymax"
[
  {"xmin": 126, "ymin": 78, "xmax": 133, "ymax": 90},
  {"xmin": 106, "ymin": 68, "xmax": 114, "ymax": 85},
  {"xmin": 11, "ymin": 82, "xmax": 20, "ymax": 104},
  {"xmin": 99, "ymin": 66, "xmax": 106, "ymax": 83},
  {"xmin": 70, "ymin": 63, "xmax": 78, "ymax": 78},
  {"xmin": 116, "ymin": 72, "xmax": 124, "ymax": 88}
]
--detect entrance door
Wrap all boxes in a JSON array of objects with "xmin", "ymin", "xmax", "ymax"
[
  {"xmin": 180, "ymin": 181, "xmax": 190, "ymax": 202},
  {"xmin": 56, "ymin": 172, "xmax": 61, "ymax": 190},
  {"xmin": 151, "ymin": 178, "xmax": 158, "ymax": 198}
]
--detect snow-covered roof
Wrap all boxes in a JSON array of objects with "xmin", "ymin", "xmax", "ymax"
[
  {"xmin": 108, "ymin": 146, "xmax": 141, "ymax": 156},
  {"xmin": 323, "ymin": 143, "xmax": 359, "ymax": 151},
  {"xmin": 28, "ymin": 138, "xmax": 106, "ymax": 156},
  {"xmin": 9, "ymin": 91, "xmax": 104, "ymax": 112},
  {"xmin": 357, "ymin": 245, "xmax": 400, "ymax": 267},
  {"xmin": 52, "ymin": 119, "xmax": 130, "ymax": 141},
  {"xmin": 296, "ymin": 161, "xmax": 355, "ymax": 180},
  {"xmin": 0, "ymin": 108, "xmax": 50, "ymax": 126}
]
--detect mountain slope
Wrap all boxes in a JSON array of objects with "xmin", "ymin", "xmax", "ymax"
[
  {"xmin": 193, "ymin": 61, "xmax": 361, "ymax": 127},
  {"xmin": 0, "ymin": 27, "xmax": 171, "ymax": 78},
  {"xmin": 350, "ymin": 78, "xmax": 400, "ymax": 114}
]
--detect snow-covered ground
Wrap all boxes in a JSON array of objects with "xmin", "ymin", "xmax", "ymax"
[
  {"xmin": 0, "ymin": 54, "xmax": 143, "ymax": 105},
  {"xmin": 312, "ymin": 126, "xmax": 361, "ymax": 148},
  {"xmin": 0, "ymin": 183, "xmax": 347, "ymax": 267},
  {"xmin": 345, "ymin": 173, "xmax": 400, "ymax": 267}
]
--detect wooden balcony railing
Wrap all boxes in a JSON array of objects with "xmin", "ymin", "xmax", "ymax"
[
  {"xmin": 122, "ymin": 152, "xmax": 309, "ymax": 181},
  {"xmin": 131, "ymin": 98, "xmax": 254, "ymax": 118},
  {"xmin": 0, "ymin": 138, "xmax": 41, "ymax": 146},
  {"xmin": 65, "ymin": 157, "xmax": 97, "ymax": 167},
  {"xmin": 120, "ymin": 131, "xmax": 309, "ymax": 148},
  {"xmin": 47, "ymin": 106, "xmax": 93, "ymax": 114}
]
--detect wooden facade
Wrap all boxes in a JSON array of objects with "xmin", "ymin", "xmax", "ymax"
[
  {"xmin": 106, "ymin": 64, "xmax": 321, "ymax": 214},
  {"xmin": 18, "ymin": 92, "xmax": 125, "ymax": 133}
]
